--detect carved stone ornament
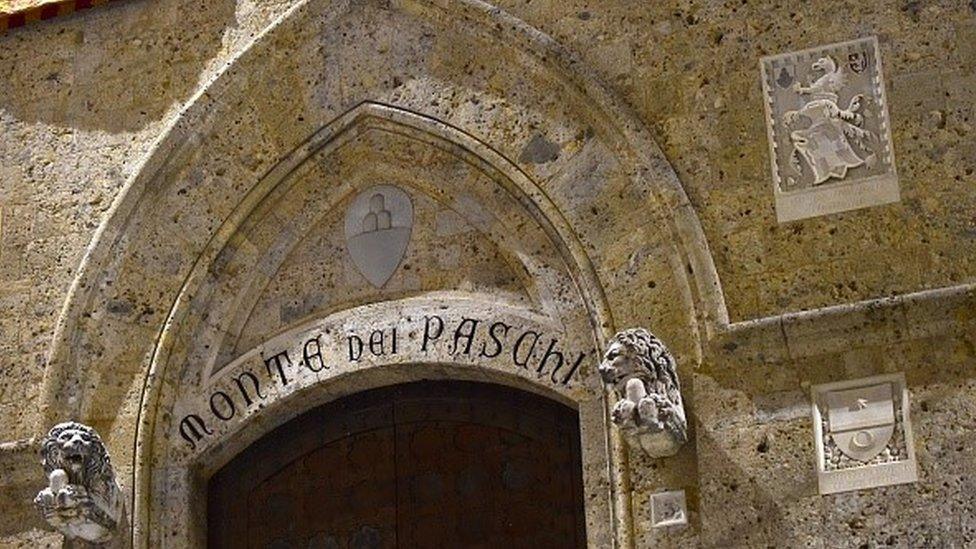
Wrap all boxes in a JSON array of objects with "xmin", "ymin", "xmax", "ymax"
[
  {"xmin": 598, "ymin": 328, "xmax": 688, "ymax": 457},
  {"xmin": 34, "ymin": 422, "xmax": 123, "ymax": 544},
  {"xmin": 650, "ymin": 490, "xmax": 688, "ymax": 528},
  {"xmin": 344, "ymin": 185, "xmax": 414, "ymax": 288},
  {"xmin": 811, "ymin": 373, "xmax": 918, "ymax": 495},
  {"xmin": 760, "ymin": 36, "xmax": 899, "ymax": 222}
]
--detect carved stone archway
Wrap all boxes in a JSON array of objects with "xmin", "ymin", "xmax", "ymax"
[
  {"xmin": 35, "ymin": 1, "xmax": 723, "ymax": 547},
  {"xmin": 134, "ymin": 102, "xmax": 621, "ymax": 546}
]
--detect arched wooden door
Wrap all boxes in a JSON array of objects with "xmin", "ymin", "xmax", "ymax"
[{"xmin": 208, "ymin": 381, "xmax": 586, "ymax": 548}]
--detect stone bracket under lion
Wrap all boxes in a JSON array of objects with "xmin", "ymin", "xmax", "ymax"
[
  {"xmin": 34, "ymin": 421, "xmax": 124, "ymax": 545},
  {"xmin": 598, "ymin": 328, "xmax": 688, "ymax": 458}
]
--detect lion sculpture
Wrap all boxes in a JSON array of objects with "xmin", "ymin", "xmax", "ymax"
[
  {"xmin": 598, "ymin": 328, "xmax": 688, "ymax": 457},
  {"xmin": 34, "ymin": 422, "xmax": 122, "ymax": 543}
]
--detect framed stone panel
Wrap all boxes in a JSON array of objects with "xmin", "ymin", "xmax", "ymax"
[
  {"xmin": 649, "ymin": 490, "xmax": 688, "ymax": 528},
  {"xmin": 811, "ymin": 373, "xmax": 918, "ymax": 495},
  {"xmin": 760, "ymin": 36, "xmax": 899, "ymax": 222}
]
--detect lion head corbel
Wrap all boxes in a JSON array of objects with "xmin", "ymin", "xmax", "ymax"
[
  {"xmin": 34, "ymin": 421, "xmax": 122, "ymax": 544},
  {"xmin": 599, "ymin": 328, "xmax": 688, "ymax": 457}
]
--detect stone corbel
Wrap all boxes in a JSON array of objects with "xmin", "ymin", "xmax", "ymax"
[
  {"xmin": 34, "ymin": 422, "xmax": 123, "ymax": 545},
  {"xmin": 598, "ymin": 328, "xmax": 688, "ymax": 457}
]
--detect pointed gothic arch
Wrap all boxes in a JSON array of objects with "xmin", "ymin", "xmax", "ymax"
[{"xmin": 36, "ymin": 1, "xmax": 725, "ymax": 546}]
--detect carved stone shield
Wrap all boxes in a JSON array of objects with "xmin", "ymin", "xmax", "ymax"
[
  {"xmin": 825, "ymin": 383, "xmax": 895, "ymax": 462},
  {"xmin": 344, "ymin": 185, "xmax": 413, "ymax": 288},
  {"xmin": 760, "ymin": 36, "xmax": 899, "ymax": 222}
]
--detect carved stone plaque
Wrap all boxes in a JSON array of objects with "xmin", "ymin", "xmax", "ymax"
[
  {"xmin": 811, "ymin": 373, "xmax": 918, "ymax": 495},
  {"xmin": 344, "ymin": 185, "xmax": 413, "ymax": 288},
  {"xmin": 650, "ymin": 490, "xmax": 687, "ymax": 528},
  {"xmin": 760, "ymin": 36, "xmax": 899, "ymax": 222}
]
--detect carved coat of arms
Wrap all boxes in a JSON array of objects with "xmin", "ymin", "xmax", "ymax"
[
  {"xmin": 811, "ymin": 373, "xmax": 918, "ymax": 495},
  {"xmin": 760, "ymin": 37, "xmax": 899, "ymax": 222},
  {"xmin": 344, "ymin": 185, "xmax": 413, "ymax": 288},
  {"xmin": 824, "ymin": 383, "xmax": 895, "ymax": 462}
]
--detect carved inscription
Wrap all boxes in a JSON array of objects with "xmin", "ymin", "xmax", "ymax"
[{"xmin": 178, "ymin": 312, "xmax": 588, "ymax": 450}]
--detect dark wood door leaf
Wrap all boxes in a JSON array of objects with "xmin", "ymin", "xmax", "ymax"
[{"xmin": 208, "ymin": 381, "xmax": 585, "ymax": 548}]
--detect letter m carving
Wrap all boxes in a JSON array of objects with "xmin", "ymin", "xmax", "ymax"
[{"xmin": 179, "ymin": 414, "xmax": 213, "ymax": 450}]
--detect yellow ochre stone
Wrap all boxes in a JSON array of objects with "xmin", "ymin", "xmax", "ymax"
[{"xmin": 0, "ymin": 1, "xmax": 973, "ymax": 547}]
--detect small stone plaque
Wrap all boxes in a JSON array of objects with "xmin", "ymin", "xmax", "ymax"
[
  {"xmin": 760, "ymin": 36, "xmax": 899, "ymax": 222},
  {"xmin": 811, "ymin": 373, "xmax": 918, "ymax": 495},
  {"xmin": 650, "ymin": 490, "xmax": 687, "ymax": 528}
]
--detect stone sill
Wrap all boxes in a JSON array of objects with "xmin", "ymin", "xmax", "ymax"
[{"xmin": 0, "ymin": 0, "xmax": 119, "ymax": 33}]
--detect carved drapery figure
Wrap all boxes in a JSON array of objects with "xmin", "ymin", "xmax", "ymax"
[
  {"xmin": 599, "ymin": 328, "xmax": 687, "ymax": 457},
  {"xmin": 34, "ymin": 422, "xmax": 122, "ymax": 544}
]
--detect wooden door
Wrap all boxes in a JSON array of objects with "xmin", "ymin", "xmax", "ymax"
[{"xmin": 208, "ymin": 381, "xmax": 586, "ymax": 548}]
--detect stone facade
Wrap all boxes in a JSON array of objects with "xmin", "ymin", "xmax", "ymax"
[{"xmin": 0, "ymin": 0, "xmax": 974, "ymax": 547}]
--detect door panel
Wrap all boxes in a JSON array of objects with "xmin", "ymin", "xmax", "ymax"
[{"xmin": 208, "ymin": 382, "xmax": 585, "ymax": 548}]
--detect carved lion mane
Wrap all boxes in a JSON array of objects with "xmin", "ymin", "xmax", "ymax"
[
  {"xmin": 599, "ymin": 328, "xmax": 682, "ymax": 400},
  {"xmin": 41, "ymin": 422, "xmax": 116, "ymax": 498},
  {"xmin": 599, "ymin": 328, "xmax": 687, "ymax": 453}
]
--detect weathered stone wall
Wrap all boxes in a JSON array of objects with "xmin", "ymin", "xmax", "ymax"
[
  {"xmin": 0, "ymin": 0, "xmax": 303, "ymax": 441},
  {"xmin": 490, "ymin": 0, "xmax": 976, "ymax": 322},
  {"xmin": 0, "ymin": 2, "xmax": 302, "ymax": 544},
  {"xmin": 0, "ymin": 0, "xmax": 974, "ymax": 547},
  {"xmin": 689, "ymin": 288, "xmax": 976, "ymax": 546}
]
